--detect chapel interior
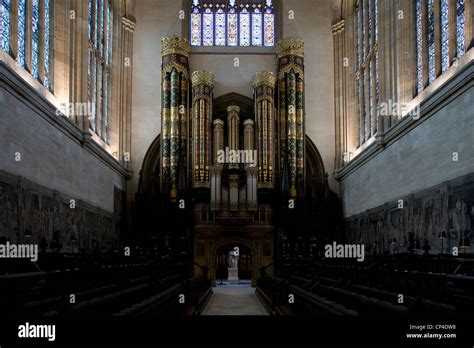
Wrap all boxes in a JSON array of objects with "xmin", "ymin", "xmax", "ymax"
[{"xmin": 0, "ymin": 0, "xmax": 473, "ymax": 319}]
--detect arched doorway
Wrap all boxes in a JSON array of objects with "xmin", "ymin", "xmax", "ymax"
[{"xmin": 215, "ymin": 243, "xmax": 253, "ymax": 282}]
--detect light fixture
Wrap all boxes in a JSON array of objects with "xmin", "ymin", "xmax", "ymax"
[
  {"xmin": 459, "ymin": 231, "xmax": 471, "ymax": 254},
  {"xmin": 438, "ymin": 231, "xmax": 447, "ymax": 255}
]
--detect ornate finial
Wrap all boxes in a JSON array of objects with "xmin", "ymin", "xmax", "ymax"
[
  {"xmin": 227, "ymin": 105, "xmax": 241, "ymax": 113},
  {"xmin": 161, "ymin": 37, "xmax": 190, "ymax": 57},
  {"xmin": 243, "ymin": 119, "xmax": 255, "ymax": 127},
  {"xmin": 276, "ymin": 38, "xmax": 305, "ymax": 59},
  {"xmin": 252, "ymin": 71, "xmax": 276, "ymax": 88},
  {"xmin": 332, "ymin": 20, "xmax": 345, "ymax": 35},
  {"xmin": 191, "ymin": 70, "xmax": 214, "ymax": 87}
]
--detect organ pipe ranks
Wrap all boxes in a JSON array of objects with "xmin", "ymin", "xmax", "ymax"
[
  {"xmin": 252, "ymin": 72, "xmax": 276, "ymax": 188},
  {"xmin": 160, "ymin": 37, "xmax": 190, "ymax": 201},
  {"xmin": 277, "ymin": 38, "xmax": 305, "ymax": 199},
  {"xmin": 192, "ymin": 71, "xmax": 214, "ymax": 188},
  {"xmin": 227, "ymin": 106, "xmax": 241, "ymax": 169}
]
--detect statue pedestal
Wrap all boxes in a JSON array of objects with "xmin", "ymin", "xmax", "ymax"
[{"xmin": 227, "ymin": 268, "xmax": 239, "ymax": 283}]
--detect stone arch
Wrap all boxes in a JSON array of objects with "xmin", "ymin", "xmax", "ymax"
[{"xmin": 211, "ymin": 237, "xmax": 259, "ymax": 286}]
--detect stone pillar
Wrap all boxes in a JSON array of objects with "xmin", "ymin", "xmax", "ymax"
[
  {"xmin": 465, "ymin": 0, "xmax": 473, "ymax": 51},
  {"xmin": 161, "ymin": 37, "xmax": 190, "ymax": 199},
  {"xmin": 252, "ymin": 72, "xmax": 275, "ymax": 187},
  {"xmin": 68, "ymin": 0, "xmax": 90, "ymax": 138},
  {"xmin": 277, "ymin": 38, "xmax": 305, "ymax": 199},
  {"xmin": 332, "ymin": 20, "xmax": 345, "ymax": 169},
  {"xmin": 227, "ymin": 106, "xmax": 240, "ymax": 169},
  {"xmin": 191, "ymin": 70, "xmax": 214, "ymax": 188},
  {"xmin": 396, "ymin": 0, "xmax": 418, "ymax": 110},
  {"xmin": 120, "ymin": 16, "xmax": 135, "ymax": 170},
  {"xmin": 342, "ymin": 1, "xmax": 358, "ymax": 163},
  {"xmin": 448, "ymin": 0, "xmax": 458, "ymax": 63}
]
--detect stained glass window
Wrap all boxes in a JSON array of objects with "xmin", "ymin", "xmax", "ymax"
[
  {"xmin": 415, "ymin": 0, "xmax": 467, "ymax": 95},
  {"xmin": 416, "ymin": 0, "xmax": 423, "ymax": 95},
  {"xmin": 227, "ymin": 8, "xmax": 237, "ymax": 46},
  {"xmin": 17, "ymin": 0, "xmax": 26, "ymax": 67},
  {"xmin": 191, "ymin": 7, "xmax": 201, "ymax": 46},
  {"xmin": 355, "ymin": 0, "xmax": 379, "ymax": 147},
  {"xmin": 0, "ymin": 0, "xmax": 10, "ymax": 52},
  {"xmin": 190, "ymin": 0, "xmax": 275, "ymax": 47},
  {"xmin": 252, "ymin": 7, "xmax": 262, "ymax": 46},
  {"xmin": 215, "ymin": 7, "xmax": 226, "ymax": 46},
  {"xmin": 203, "ymin": 7, "xmax": 214, "ymax": 46},
  {"xmin": 88, "ymin": 0, "xmax": 112, "ymax": 142},
  {"xmin": 240, "ymin": 7, "xmax": 250, "ymax": 46},
  {"xmin": 456, "ymin": 0, "xmax": 465, "ymax": 58},
  {"xmin": 31, "ymin": 0, "xmax": 40, "ymax": 79},
  {"xmin": 441, "ymin": 0, "xmax": 449, "ymax": 72},
  {"xmin": 427, "ymin": 0, "xmax": 436, "ymax": 84},
  {"xmin": 44, "ymin": 0, "xmax": 51, "ymax": 90}
]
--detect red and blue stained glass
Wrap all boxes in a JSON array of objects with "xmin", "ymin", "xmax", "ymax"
[
  {"xmin": 215, "ymin": 8, "xmax": 226, "ymax": 46},
  {"xmin": 203, "ymin": 8, "xmax": 214, "ymax": 46},
  {"xmin": 264, "ymin": 12, "xmax": 274, "ymax": 46},
  {"xmin": 227, "ymin": 10, "xmax": 237, "ymax": 46},
  {"xmin": 191, "ymin": 8, "xmax": 201, "ymax": 46},
  {"xmin": 252, "ymin": 9, "xmax": 262, "ymax": 46},
  {"xmin": 191, "ymin": 1, "xmax": 274, "ymax": 47},
  {"xmin": 240, "ymin": 9, "xmax": 250, "ymax": 46}
]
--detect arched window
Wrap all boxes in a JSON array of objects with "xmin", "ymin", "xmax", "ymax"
[
  {"xmin": 416, "ymin": 0, "xmax": 467, "ymax": 95},
  {"xmin": 0, "ymin": 0, "xmax": 10, "ymax": 53},
  {"xmin": 190, "ymin": 0, "xmax": 275, "ymax": 47},
  {"xmin": 355, "ymin": 0, "xmax": 379, "ymax": 147},
  {"xmin": 456, "ymin": 0, "xmax": 465, "ymax": 57},
  {"xmin": 0, "ymin": 0, "xmax": 52, "ymax": 90},
  {"xmin": 88, "ymin": 0, "xmax": 113, "ymax": 143}
]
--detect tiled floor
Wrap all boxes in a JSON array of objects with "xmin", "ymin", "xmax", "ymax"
[{"xmin": 201, "ymin": 285, "xmax": 269, "ymax": 316}]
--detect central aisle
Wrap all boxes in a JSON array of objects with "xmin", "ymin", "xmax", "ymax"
[{"xmin": 201, "ymin": 284, "xmax": 269, "ymax": 316}]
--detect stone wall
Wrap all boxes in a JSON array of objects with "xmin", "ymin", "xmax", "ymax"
[
  {"xmin": 339, "ymin": 61, "xmax": 474, "ymax": 217},
  {"xmin": 0, "ymin": 62, "xmax": 127, "ymax": 213},
  {"xmin": 0, "ymin": 60, "xmax": 127, "ymax": 251}
]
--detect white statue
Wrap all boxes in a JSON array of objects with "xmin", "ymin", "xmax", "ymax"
[
  {"xmin": 228, "ymin": 247, "xmax": 239, "ymax": 269},
  {"xmin": 227, "ymin": 247, "xmax": 240, "ymax": 283}
]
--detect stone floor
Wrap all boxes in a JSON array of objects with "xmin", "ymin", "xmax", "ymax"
[{"xmin": 201, "ymin": 284, "xmax": 269, "ymax": 316}]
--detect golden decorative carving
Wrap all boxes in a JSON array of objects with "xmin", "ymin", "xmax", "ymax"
[
  {"xmin": 227, "ymin": 105, "xmax": 241, "ymax": 113},
  {"xmin": 243, "ymin": 119, "xmax": 255, "ymax": 127},
  {"xmin": 192, "ymin": 70, "xmax": 215, "ymax": 87},
  {"xmin": 162, "ymin": 63, "xmax": 189, "ymax": 77},
  {"xmin": 161, "ymin": 37, "xmax": 190, "ymax": 58},
  {"xmin": 276, "ymin": 38, "xmax": 305, "ymax": 59},
  {"xmin": 213, "ymin": 119, "xmax": 225, "ymax": 127},
  {"xmin": 278, "ymin": 64, "xmax": 304, "ymax": 81},
  {"xmin": 252, "ymin": 71, "xmax": 276, "ymax": 88},
  {"xmin": 332, "ymin": 20, "xmax": 345, "ymax": 35},
  {"xmin": 121, "ymin": 17, "xmax": 136, "ymax": 33}
]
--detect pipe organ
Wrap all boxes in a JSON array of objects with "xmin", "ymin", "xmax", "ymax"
[
  {"xmin": 160, "ymin": 37, "xmax": 190, "ymax": 201},
  {"xmin": 159, "ymin": 36, "xmax": 306, "ymax": 211},
  {"xmin": 277, "ymin": 38, "xmax": 306, "ymax": 199}
]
